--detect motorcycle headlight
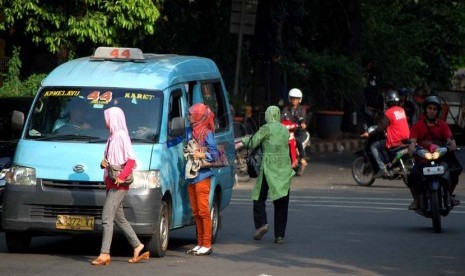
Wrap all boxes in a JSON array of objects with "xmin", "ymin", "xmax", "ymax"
[
  {"xmin": 130, "ymin": 170, "xmax": 161, "ymax": 189},
  {"xmin": 424, "ymin": 152, "xmax": 433, "ymax": 160},
  {"xmin": 6, "ymin": 166, "xmax": 37, "ymax": 186}
]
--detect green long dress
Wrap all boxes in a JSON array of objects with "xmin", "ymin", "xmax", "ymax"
[{"xmin": 242, "ymin": 106, "xmax": 295, "ymax": 201}]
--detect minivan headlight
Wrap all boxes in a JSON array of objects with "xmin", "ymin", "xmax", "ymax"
[
  {"xmin": 130, "ymin": 170, "xmax": 161, "ymax": 189},
  {"xmin": 6, "ymin": 166, "xmax": 37, "ymax": 185}
]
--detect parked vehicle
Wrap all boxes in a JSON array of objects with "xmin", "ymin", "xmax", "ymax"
[
  {"xmin": 0, "ymin": 97, "xmax": 34, "ymax": 229},
  {"xmin": 2, "ymin": 47, "xmax": 235, "ymax": 255},
  {"xmin": 352, "ymin": 125, "xmax": 414, "ymax": 186},
  {"xmin": 411, "ymin": 144, "xmax": 460, "ymax": 233}
]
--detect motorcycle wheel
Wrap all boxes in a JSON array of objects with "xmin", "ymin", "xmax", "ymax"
[
  {"xmin": 351, "ymin": 156, "xmax": 375, "ymax": 186},
  {"xmin": 234, "ymin": 149, "xmax": 251, "ymax": 182},
  {"xmin": 431, "ymin": 190, "xmax": 442, "ymax": 233}
]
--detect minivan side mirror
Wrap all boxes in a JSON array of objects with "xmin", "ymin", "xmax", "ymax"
[
  {"xmin": 11, "ymin": 110, "xmax": 25, "ymax": 131},
  {"xmin": 170, "ymin": 116, "xmax": 185, "ymax": 137}
]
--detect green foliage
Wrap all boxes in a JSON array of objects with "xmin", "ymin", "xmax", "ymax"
[
  {"xmin": 283, "ymin": 49, "xmax": 363, "ymax": 111},
  {"xmin": 0, "ymin": 0, "xmax": 160, "ymax": 56},
  {"xmin": 362, "ymin": 0, "xmax": 465, "ymax": 90},
  {"xmin": 0, "ymin": 47, "xmax": 45, "ymax": 97}
]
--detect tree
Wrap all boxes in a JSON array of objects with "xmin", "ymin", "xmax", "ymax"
[
  {"xmin": 0, "ymin": 46, "xmax": 46, "ymax": 97},
  {"xmin": 0, "ymin": 0, "xmax": 160, "ymax": 62},
  {"xmin": 362, "ymin": 0, "xmax": 465, "ymax": 91}
]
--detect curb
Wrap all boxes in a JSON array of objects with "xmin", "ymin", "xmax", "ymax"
[{"xmin": 309, "ymin": 139, "xmax": 364, "ymax": 154}]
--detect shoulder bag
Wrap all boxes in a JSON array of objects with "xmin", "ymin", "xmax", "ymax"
[
  {"xmin": 199, "ymin": 144, "xmax": 230, "ymax": 168},
  {"xmin": 246, "ymin": 133, "xmax": 263, "ymax": 178},
  {"xmin": 107, "ymin": 163, "xmax": 134, "ymax": 186}
]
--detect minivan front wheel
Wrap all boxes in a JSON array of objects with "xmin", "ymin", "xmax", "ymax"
[
  {"xmin": 146, "ymin": 200, "xmax": 169, "ymax": 257},
  {"xmin": 5, "ymin": 232, "xmax": 31, "ymax": 253}
]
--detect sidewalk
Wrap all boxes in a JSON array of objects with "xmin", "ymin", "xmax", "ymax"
[{"xmin": 308, "ymin": 132, "xmax": 364, "ymax": 154}]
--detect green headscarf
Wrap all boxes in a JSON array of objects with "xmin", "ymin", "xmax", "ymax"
[{"xmin": 265, "ymin": 105, "xmax": 280, "ymax": 123}]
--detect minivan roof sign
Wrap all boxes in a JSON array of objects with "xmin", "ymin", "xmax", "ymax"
[{"xmin": 92, "ymin": 47, "xmax": 145, "ymax": 60}]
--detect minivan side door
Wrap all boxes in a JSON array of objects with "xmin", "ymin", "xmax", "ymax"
[{"xmin": 166, "ymin": 87, "xmax": 192, "ymax": 228}]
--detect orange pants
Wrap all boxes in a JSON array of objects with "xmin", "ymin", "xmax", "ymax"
[{"xmin": 187, "ymin": 178, "xmax": 212, "ymax": 248}]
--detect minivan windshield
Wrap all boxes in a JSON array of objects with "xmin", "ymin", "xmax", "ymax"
[{"xmin": 26, "ymin": 87, "xmax": 163, "ymax": 143}]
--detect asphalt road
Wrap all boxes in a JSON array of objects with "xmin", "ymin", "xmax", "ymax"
[{"xmin": 0, "ymin": 151, "xmax": 464, "ymax": 276}]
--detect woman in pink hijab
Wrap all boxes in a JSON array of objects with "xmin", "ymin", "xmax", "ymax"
[
  {"xmin": 91, "ymin": 107, "xmax": 149, "ymax": 265},
  {"xmin": 185, "ymin": 103, "xmax": 219, "ymax": 256}
]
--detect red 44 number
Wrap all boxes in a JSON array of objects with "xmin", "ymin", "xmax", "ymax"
[
  {"xmin": 87, "ymin": 91, "xmax": 113, "ymax": 103},
  {"xmin": 109, "ymin": 49, "xmax": 130, "ymax": 59}
]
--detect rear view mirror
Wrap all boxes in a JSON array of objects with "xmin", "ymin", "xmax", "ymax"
[
  {"xmin": 11, "ymin": 110, "xmax": 25, "ymax": 131},
  {"xmin": 170, "ymin": 116, "xmax": 185, "ymax": 137}
]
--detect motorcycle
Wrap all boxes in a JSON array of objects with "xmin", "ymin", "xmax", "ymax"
[
  {"xmin": 352, "ymin": 125, "xmax": 414, "ymax": 186},
  {"xmin": 412, "ymin": 144, "xmax": 460, "ymax": 233},
  {"xmin": 234, "ymin": 137, "xmax": 251, "ymax": 182},
  {"xmin": 281, "ymin": 119, "xmax": 310, "ymax": 176}
]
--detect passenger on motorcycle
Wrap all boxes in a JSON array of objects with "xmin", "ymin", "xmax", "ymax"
[
  {"xmin": 407, "ymin": 95, "xmax": 462, "ymax": 210},
  {"xmin": 281, "ymin": 88, "xmax": 308, "ymax": 167},
  {"xmin": 361, "ymin": 89, "xmax": 410, "ymax": 178}
]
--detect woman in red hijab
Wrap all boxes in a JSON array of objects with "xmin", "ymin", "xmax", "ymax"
[{"xmin": 185, "ymin": 103, "xmax": 219, "ymax": 256}]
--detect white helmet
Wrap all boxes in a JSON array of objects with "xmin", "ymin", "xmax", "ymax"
[{"xmin": 288, "ymin": 88, "xmax": 303, "ymax": 102}]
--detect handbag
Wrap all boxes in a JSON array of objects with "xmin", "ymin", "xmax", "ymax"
[
  {"xmin": 246, "ymin": 134, "xmax": 263, "ymax": 178},
  {"xmin": 107, "ymin": 163, "xmax": 134, "ymax": 186},
  {"xmin": 199, "ymin": 144, "xmax": 230, "ymax": 168}
]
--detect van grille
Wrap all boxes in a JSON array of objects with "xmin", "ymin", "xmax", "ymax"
[
  {"xmin": 30, "ymin": 205, "xmax": 103, "ymax": 219},
  {"xmin": 42, "ymin": 179, "xmax": 105, "ymax": 189}
]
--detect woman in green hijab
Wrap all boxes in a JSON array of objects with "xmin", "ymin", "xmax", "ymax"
[{"xmin": 242, "ymin": 105, "xmax": 295, "ymax": 244}]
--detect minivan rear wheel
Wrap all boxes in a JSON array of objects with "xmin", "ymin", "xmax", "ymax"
[
  {"xmin": 5, "ymin": 232, "xmax": 31, "ymax": 253},
  {"xmin": 210, "ymin": 193, "xmax": 220, "ymax": 244}
]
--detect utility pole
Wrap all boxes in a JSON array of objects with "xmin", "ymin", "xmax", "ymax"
[{"xmin": 230, "ymin": 0, "xmax": 258, "ymax": 97}]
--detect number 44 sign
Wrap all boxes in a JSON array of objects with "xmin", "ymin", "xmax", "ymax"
[{"xmin": 87, "ymin": 91, "xmax": 113, "ymax": 104}]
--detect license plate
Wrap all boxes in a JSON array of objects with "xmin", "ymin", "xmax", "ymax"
[
  {"xmin": 423, "ymin": 166, "xmax": 444, "ymax": 176},
  {"xmin": 56, "ymin": 215, "xmax": 95, "ymax": 231}
]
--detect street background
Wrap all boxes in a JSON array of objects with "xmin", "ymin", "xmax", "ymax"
[{"xmin": 0, "ymin": 150, "xmax": 465, "ymax": 276}]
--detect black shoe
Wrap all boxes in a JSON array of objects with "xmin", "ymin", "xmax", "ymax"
[
  {"xmin": 373, "ymin": 169, "xmax": 389, "ymax": 178},
  {"xmin": 274, "ymin": 237, "xmax": 284, "ymax": 244},
  {"xmin": 408, "ymin": 200, "xmax": 419, "ymax": 210},
  {"xmin": 253, "ymin": 224, "xmax": 269, "ymax": 240},
  {"xmin": 452, "ymin": 198, "xmax": 461, "ymax": 206}
]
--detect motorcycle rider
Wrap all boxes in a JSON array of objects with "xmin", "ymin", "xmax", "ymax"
[
  {"xmin": 398, "ymin": 87, "xmax": 416, "ymax": 126},
  {"xmin": 361, "ymin": 89, "xmax": 410, "ymax": 178},
  {"xmin": 281, "ymin": 88, "xmax": 308, "ymax": 167},
  {"xmin": 407, "ymin": 95, "xmax": 462, "ymax": 210}
]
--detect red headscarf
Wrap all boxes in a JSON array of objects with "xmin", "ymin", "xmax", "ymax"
[{"xmin": 189, "ymin": 103, "xmax": 215, "ymax": 145}]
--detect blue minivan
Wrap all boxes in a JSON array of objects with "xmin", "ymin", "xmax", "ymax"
[{"xmin": 2, "ymin": 47, "xmax": 235, "ymax": 256}]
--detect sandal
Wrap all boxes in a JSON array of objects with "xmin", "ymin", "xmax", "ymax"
[
  {"xmin": 91, "ymin": 257, "xmax": 111, "ymax": 266},
  {"xmin": 128, "ymin": 251, "xmax": 150, "ymax": 263}
]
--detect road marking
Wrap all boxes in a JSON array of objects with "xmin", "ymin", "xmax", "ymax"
[{"xmin": 230, "ymin": 196, "xmax": 465, "ymax": 213}]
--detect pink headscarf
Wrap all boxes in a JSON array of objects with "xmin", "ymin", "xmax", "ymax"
[
  {"xmin": 189, "ymin": 103, "xmax": 215, "ymax": 145},
  {"xmin": 104, "ymin": 107, "xmax": 136, "ymax": 166}
]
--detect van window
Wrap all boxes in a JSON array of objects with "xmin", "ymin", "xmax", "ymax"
[
  {"xmin": 26, "ymin": 88, "xmax": 163, "ymax": 142},
  {"xmin": 201, "ymin": 81, "xmax": 229, "ymax": 132},
  {"xmin": 168, "ymin": 89, "xmax": 185, "ymax": 139}
]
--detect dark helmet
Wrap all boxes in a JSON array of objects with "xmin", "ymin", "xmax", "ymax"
[
  {"xmin": 385, "ymin": 89, "xmax": 400, "ymax": 106},
  {"xmin": 398, "ymin": 87, "xmax": 411, "ymax": 97},
  {"xmin": 423, "ymin": 95, "xmax": 441, "ymax": 117}
]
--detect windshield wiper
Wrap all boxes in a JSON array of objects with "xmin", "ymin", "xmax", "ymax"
[
  {"xmin": 34, "ymin": 135, "xmax": 103, "ymax": 142},
  {"xmin": 130, "ymin": 137, "xmax": 155, "ymax": 143}
]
